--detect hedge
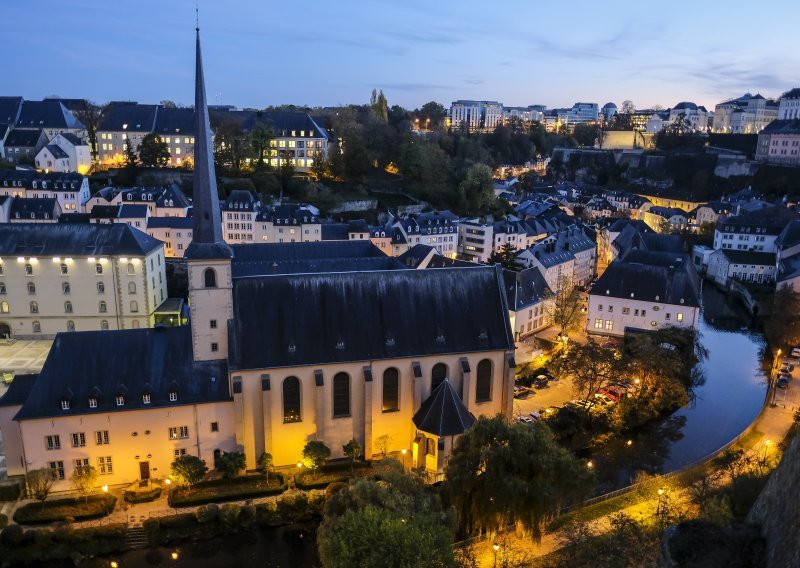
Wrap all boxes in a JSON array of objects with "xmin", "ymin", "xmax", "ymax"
[
  {"xmin": 13, "ymin": 495, "xmax": 117, "ymax": 525},
  {"xmin": 0, "ymin": 522, "xmax": 126, "ymax": 564},
  {"xmin": 0, "ymin": 482, "xmax": 21, "ymax": 502},
  {"xmin": 124, "ymin": 486, "xmax": 162, "ymax": 504},
  {"xmin": 295, "ymin": 461, "xmax": 371, "ymax": 489},
  {"xmin": 169, "ymin": 473, "xmax": 286, "ymax": 507}
]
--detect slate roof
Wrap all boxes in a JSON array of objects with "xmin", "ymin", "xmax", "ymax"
[
  {"xmin": 781, "ymin": 88, "xmax": 800, "ymax": 100},
  {"xmin": 673, "ymin": 102, "xmax": 699, "ymax": 111},
  {"xmin": 412, "ymin": 379, "xmax": 476, "ymax": 437},
  {"xmin": 15, "ymin": 326, "xmax": 230, "ymax": 420},
  {"xmin": 10, "ymin": 198, "xmax": 59, "ymax": 219},
  {"xmin": 59, "ymin": 133, "xmax": 84, "ymax": 146},
  {"xmin": 0, "ymin": 96, "xmax": 23, "ymax": 124},
  {"xmin": 209, "ymin": 109, "xmax": 329, "ymax": 139},
  {"xmin": 720, "ymin": 250, "xmax": 777, "ymax": 266},
  {"xmin": 222, "ymin": 189, "xmax": 259, "ymax": 212},
  {"xmin": 153, "ymin": 107, "xmax": 195, "ymax": 135},
  {"xmin": 606, "ymin": 219, "xmax": 654, "ymax": 234},
  {"xmin": 776, "ymin": 220, "xmax": 800, "ymax": 249},
  {"xmin": 0, "ymin": 374, "xmax": 38, "ymax": 407},
  {"xmin": 4, "ymin": 129, "xmax": 44, "ymax": 148},
  {"xmin": 98, "ymin": 103, "xmax": 158, "ymax": 132},
  {"xmin": 42, "ymin": 143, "xmax": 69, "ymax": 160},
  {"xmin": 16, "ymin": 100, "xmax": 84, "ymax": 130},
  {"xmin": 761, "ymin": 119, "xmax": 800, "ymax": 135},
  {"xmin": 0, "ymin": 223, "xmax": 163, "ymax": 256},
  {"xmin": 321, "ymin": 223, "xmax": 350, "ymax": 241},
  {"xmin": 717, "ymin": 216, "xmax": 788, "ymax": 235},
  {"xmin": 229, "ymin": 240, "xmax": 387, "ymax": 277},
  {"xmin": 591, "ymin": 251, "xmax": 701, "ymax": 307},
  {"xmin": 502, "ymin": 267, "xmax": 552, "ymax": 311},
  {"xmin": 647, "ymin": 206, "xmax": 688, "ymax": 218},
  {"xmin": 147, "ymin": 216, "xmax": 194, "ymax": 229},
  {"xmin": 118, "ymin": 204, "xmax": 149, "ymax": 218},
  {"xmin": 228, "ymin": 266, "xmax": 514, "ymax": 371},
  {"xmin": 0, "ymin": 169, "xmax": 84, "ymax": 191}
]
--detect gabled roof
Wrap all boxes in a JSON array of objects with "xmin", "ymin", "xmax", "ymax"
[
  {"xmin": 118, "ymin": 204, "xmax": 149, "ymax": 218},
  {"xmin": 222, "ymin": 189, "xmax": 259, "ymax": 211},
  {"xmin": 228, "ymin": 266, "xmax": 514, "ymax": 371},
  {"xmin": 230, "ymin": 240, "xmax": 387, "ymax": 277},
  {"xmin": 719, "ymin": 250, "xmax": 776, "ymax": 266},
  {"xmin": 590, "ymin": 251, "xmax": 700, "ymax": 307},
  {"xmin": 0, "ymin": 96, "xmax": 23, "ymax": 124},
  {"xmin": 0, "ymin": 374, "xmax": 38, "ymax": 407},
  {"xmin": 15, "ymin": 326, "xmax": 229, "ymax": 421},
  {"xmin": 0, "ymin": 223, "xmax": 163, "ymax": 256},
  {"xmin": 10, "ymin": 198, "xmax": 58, "ymax": 219},
  {"xmin": 776, "ymin": 220, "xmax": 800, "ymax": 250},
  {"xmin": 502, "ymin": 267, "xmax": 552, "ymax": 311},
  {"xmin": 98, "ymin": 102, "xmax": 158, "ymax": 132},
  {"xmin": 42, "ymin": 143, "xmax": 69, "ymax": 160},
  {"xmin": 0, "ymin": 170, "xmax": 85, "ymax": 192},
  {"xmin": 4, "ymin": 128, "xmax": 45, "ymax": 148},
  {"xmin": 153, "ymin": 107, "xmax": 194, "ymax": 135},
  {"xmin": 147, "ymin": 216, "xmax": 194, "ymax": 229},
  {"xmin": 412, "ymin": 379, "xmax": 475, "ymax": 437},
  {"xmin": 58, "ymin": 132, "xmax": 84, "ymax": 147},
  {"xmin": 761, "ymin": 119, "xmax": 800, "ymax": 135},
  {"xmin": 209, "ymin": 109, "xmax": 329, "ymax": 139},
  {"xmin": 16, "ymin": 100, "xmax": 84, "ymax": 130}
]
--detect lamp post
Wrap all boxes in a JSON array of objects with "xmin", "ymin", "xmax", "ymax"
[
  {"xmin": 102, "ymin": 484, "xmax": 110, "ymax": 515},
  {"xmin": 401, "ymin": 448, "xmax": 407, "ymax": 470},
  {"xmin": 492, "ymin": 543, "xmax": 500, "ymax": 568},
  {"xmin": 165, "ymin": 478, "xmax": 172, "ymax": 503}
]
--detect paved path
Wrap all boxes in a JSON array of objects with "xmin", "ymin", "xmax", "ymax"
[{"xmin": 0, "ymin": 339, "xmax": 53, "ymax": 374}]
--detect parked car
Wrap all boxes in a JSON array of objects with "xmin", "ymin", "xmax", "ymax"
[
  {"xmin": 599, "ymin": 387, "xmax": 622, "ymax": 402},
  {"xmin": 777, "ymin": 377, "xmax": 790, "ymax": 389},
  {"xmin": 780, "ymin": 363, "xmax": 793, "ymax": 374},
  {"xmin": 779, "ymin": 373, "xmax": 791, "ymax": 382},
  {"xmin": 514, "ymin": 385, "xmax": 530, "ymax": 398},
  {"xmin": 529, "ymin": 411, "xmax": 541, "ymax": 421},
  {"xmin": 533, "ymin": 375, "xmax": 549, "ymax": 389},
  {"xmin": 594, "ymin": 393, "xmax": 614, "ymax": 406},
  {"xmin": 518, "ymin": 415, "xmax": 534, "ymax": 424},
  {"xmin": 791, "ymin": 347, "xmax": 800, "ymax": 359}
]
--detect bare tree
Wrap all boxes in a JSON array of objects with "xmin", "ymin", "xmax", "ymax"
[{"xmin": 26, "ymin": 468, "xmax": 56, "ymax": 508}]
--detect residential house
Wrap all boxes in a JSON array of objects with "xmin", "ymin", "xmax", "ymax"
[
  {"xmin": 147, "ymin": 217, "xmax": 193, "ymax": 258},
  {"xmin": 13, "ymin": 99, "xmax": 86, "ymax": 141},
  {"xmin": 503, "ymin": 267, "xmax": 553, "ymax": 341},
  {"xmin": 97, "ymin": 103, "xmax": 159, "ymax": 166},
  {"xmin": 756, "ymin": 119, "xmax": 800, "ymax": 166},
  {"xmin": 34, "ymin": 133, "xmax": 91, "ymax": 174},
  {"xmin": 3, "ymin": 129, "xmax": 48, "ymax": 164},
  {"xmin": 641, "ymin": 206, "xmax": 690, "ymax": 233},
  {"xmin": 0, "ymin": 170, "xmax": 90, "ymax": 213},
  {"xmin": 713, "ymin": 216, "xmax": 788, "ymax": 253},
  {"xmin": 706, "ymin": 249, "xmax": 777, "ymax": 287}
]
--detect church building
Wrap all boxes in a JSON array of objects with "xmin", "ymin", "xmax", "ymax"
[{"xmin": 0, "ymin": 30, "xmax": 515, "ymax": 490}]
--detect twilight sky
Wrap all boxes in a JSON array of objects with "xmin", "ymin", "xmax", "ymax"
[{"xmin": 7, "ymin": 0, "xmax": 798, "ymax": 111}]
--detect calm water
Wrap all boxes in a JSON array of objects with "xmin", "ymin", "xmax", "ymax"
[
  {"xmin": 85, "ymin": 288, "xmax": 766, "ymax": 566},
  {"xmin": 594, "ymin": 285, "xmax": 768, "ymax": 491}
]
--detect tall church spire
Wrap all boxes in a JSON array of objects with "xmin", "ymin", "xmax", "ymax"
[{"xmin": 186, "ymin": 27, "xmax": 230, "ymax": 259}]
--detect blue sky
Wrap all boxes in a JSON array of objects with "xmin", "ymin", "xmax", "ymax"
[{"xmin": 6, "ymin": 0, "xmax": 798, "ymax": 111}]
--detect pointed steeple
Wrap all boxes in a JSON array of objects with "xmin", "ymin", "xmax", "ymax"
[{"xmin": 185, "ymin": 27, "xmax": 231, "ymax": 259}]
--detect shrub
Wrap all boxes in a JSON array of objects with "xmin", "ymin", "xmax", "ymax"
[
  {"xmin": 160, "ymin": 513, "xmax": 196, "ymax": 531},
  {"xmin": 169, "ymin": 473, "xmax": 286, "ymax": 507},
  {"xmin": 308, "ymin": 491, "xmax": 326, "ymax": 516},
  {"xmin": 240, "ymin": 504, "xmax": 256, "ymax": 528},
  {"xmin": 255, "ymin": 501, "xmax": 282, "ymax": 526},
  {"xmin": 124, "ymin": 486, "xmax": 162, "ymax": 504},
  {"xmin": 325, "ymin": 482, "xmax": 347, "ymax": 500},
  {"xmin": 277, "ymin": 492, "xmax": 312, "ymax": 523},
  {"xmin": 219, "ymin": 503, "xmax": 241, "ymax": 530},
  {"xmin": 13, "ymin": 495, "xmax": 116, "ymax": 524},
  {"xmin": 1, "ymin": 523, "xmax": 24, "ymax": 546},
  {"xmin": 194, "ymin": 504, "xmax": 219, "ymax": 524}
]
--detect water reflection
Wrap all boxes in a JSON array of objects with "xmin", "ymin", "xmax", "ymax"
[{"xmin": 595, "ymin": 286, "xmax": 767, "ymax": 492}]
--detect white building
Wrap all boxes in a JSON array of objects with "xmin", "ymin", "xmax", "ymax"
[
  {"xmin": 778, "ymin": 88, "xmax": 800, "ymax": 120},
  {"xmin": 756, "ymin": 119, "xmax": 800, "ymax": 166},
  {"xmin": 450, "ymin": 100, "xmax": 504, "ymax": 132},
  {"xmin": 668, "ymin": 102, "xmax": 709, "ymax": 132},
  {"xmin": 586, "ymin": 251, "xmax": 701, "ymax": 337},
  {"xmin": 706, "ymin": 249, "xmax": 777, "ymax": 287},
  {"xmin": 503, "ymin": 267, "xmax": 553, "ymax": 341},
  {"xmin": 147, "ymin": 217, "xmax": 193, "ymax": 258},
  {"xmin": 34, "ymin": 133, "xmax": 92, "ymax": 174},
  {"xmin": 0, "ymin": 224, "xmax": 167, "ymax": 338},
  {"xmin": 0, "ymin": 170, "xmax": 90, "ymax": 214},
  {"xmin": 517, "ymin": 226, "xmax": 596, "ymax": 289},
  {"xmin": 713, "ymin": 216, "xmax": 787, "ymax": 253},
  {"xmin": 713, "ymin": 93, "xmax": 778, "ymax": 134}
]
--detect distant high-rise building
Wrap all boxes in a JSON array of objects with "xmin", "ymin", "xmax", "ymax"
[{"xmin": 449, "ymin": 100, "xmax": 504, "ymax": 131}]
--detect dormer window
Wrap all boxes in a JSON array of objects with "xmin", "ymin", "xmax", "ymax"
[
  {"xmin": 61, "ymin": 399, "xmax": 70, "ymax": 410},
  {"xmin": 168, "ymin": 391, "xmax": 177, "ymax": 402},
  {"xmin": 142, "ymin": 393, "xmax": 151, "ymax": 404},
  {"xmin": 88, "ymin": 397, "xmax": 97, "ymax": 408},
  {"xmin": 116, "ymin": 395, "xmax": 125, "ymax": 406}
]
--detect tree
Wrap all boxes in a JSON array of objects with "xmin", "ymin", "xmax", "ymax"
[
  {"xmin": 159, "ymin": 100, "xmax": 178, "ymax": 108},
  {"xmin": 70, "ymin": 465, "xmax": 99, "ymax": 508},
  {"xmin": 123, "ymin": 138, "xmax": 138, "ymax": 168},
  {"xmin": 70, "ymin": 100, "xmax": 106, "ymax": 161},
  {"xmin": 302, "ymin": 441, "xmax": 331, "ymax": 478},
  {"xmin": 342, "ymin": 439, "xmax": 362, "ymax": 474},
  {"xmin": 416, "ymin": 101, "xmax": 447, "ymax": 129},
  {"xmin": 217, "ymin": 451, "xmax": 246, "ymax": 478},
  {"xmin": 764, "ymin": 284, "xmax": 800, "ymax": 349},
  {"xmin": 250, "ymin": 120, "xmax": 274, "ymax": 171},
  {"xmin": 258, "ymin": 452, "xmax": 273, "ymax": 482},
  {"xmin": 572, "ymin": 123, "xmax": 600, "ymax": 147},
  {"xmin": 171, "ymin": 455, "xmax": 208, "ymax": 488},
  {"xmin": 374, "ymin": 434, "xmax": 393, "ymax": 457},
  {"xmin": 26, "ymin": 468, "xmax": 56, "ymax": 506},
  {"xmin": 558, "ymin": 340, "xmax": 623, "ymax": 412},
  {"xmin": 456, "ymin": 163, "xmax": 494, "ymax": 214},
  {"xmin": 138, "ymin": 133, "xmax": 170, "ymax": 167},
  {"xmin": 546, "ymin": 274, "xmax": 584, "ymax": 338},
  {"xmin": 318, "ymin": 460, "xmax": 457, "ymax": 568},
  {"xmin": 370, "ymin": 89, "xmax": 389, "ymax": 123},
  {"xmin": 213, "ymin": 116, "xmax": 251, "ymax": 172},
  {"xmin": 444, "ymin": 416, "xmax": 593, "ymax": 540},
  {"xmin": 489, "ymin": 243, "xmax": 524, "ymax": 271}
]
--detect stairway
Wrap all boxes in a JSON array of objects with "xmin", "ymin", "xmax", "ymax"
[{"xmin": 125, "ymin": 526, "xmax": 149, "ymax": 550}]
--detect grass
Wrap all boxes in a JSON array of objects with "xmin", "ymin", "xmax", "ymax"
[
  {"xmin": 13, "ymin": 494, "xmax": 116, "ymax": 524},
  {"xmin": 169, "ymin": 473, "xmax": 286, "ymax": 507}
]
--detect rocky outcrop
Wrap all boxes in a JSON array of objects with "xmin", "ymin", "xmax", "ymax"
[{"xmin": 747, "ymin": 433, "xmax": 800, "ymax": 567}]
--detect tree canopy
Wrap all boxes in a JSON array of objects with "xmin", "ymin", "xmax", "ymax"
[{"xmin": 138, "ymin": 133, "xmax": 170, "ymax": 167}]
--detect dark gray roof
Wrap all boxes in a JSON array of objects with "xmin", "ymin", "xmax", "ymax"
[
  {"xmin": 98, "ymin": 103, "xmax": 158, "ymax": 132},
  {"xmin": 412, "ymin": 379, "xmax": 475, "ymax": 436},
  {"xmin": 209, "ymin": 109, "xmax": 329, "ymax": 140},
  {"xmin": 0, "ymin": 374, "xmax": 38, "ymax": 407},
  {"xmin": 15, "ymin": 326, "xmax": 229, "ymax": 420},
  {"xmin": 230, "ymin": 240, "xmax": 387, "ymax": 278},
  {"xmin": 59, "ymin": 132, "xmax": 84, "ymax": 146},
  {"xmin": 761, "ymin": 119, "xmax": 800, "ymax": 135},
  {"xmin": 718, "ymin": 216, "xmax": 788, "ymax": 235},
  {"xmin": 590, "ymin": 251, "xmax": 700, "ymax": 307},
  {"xmin": 0, "ymin": 223, "xmax": 163, "ymax": 256},
  {"xmin": 118, "ymin": 204, "xmax": 149, "ymax": 218},
  {"xmin": 228, "ymin": 266, "xmax": 514, "ymax": 371},
  {"xmin": 0, "ymin": 169, "xmax": 84, "ymax": 191},
  {"xmin": 776, "ymin": 220, "xmax": 800, "ymax": 249},
  {"xmin": 607, "ymin": 219, "xmax": 654, "ymax": 234},
  {"xmin": 153, "ymin": 107, "xmax": 194, "ymax": 135},
  {"xmin": 321, "ymin": 223, "xmax": 350, "ymax": 240},
  {"xmin": 4, "ymin": 128, "xmax": 45, "ymax": 148},
  {"xmin": 222, "ymin": 189, "xmax": 259, "ymax": 211},
  {"xmin": 673, "ymin": 102, "xmax": 699, "ymax": 111},
  {"xmin": 43, "ymin": 143, "xmax": 69, "ymax": 160},
  {"xmin": 0, "ymin": 96, "xmax": 23, "ymax": 124},
  {"xmin": 397, "ymin": 244, "xmax": 437, "ymax": 268},
  {"xmin": 16, "ymin": 100, "xmax": 84, "ymax": 130},
  {"xmin": 147, "ymin": 216, "xmax": 194, "ymax": 229},
  {"xmin": 10, "ymin": 198, "xmax": 59, "ymax": 219},
  {"xmin": 502, "ymin": 267, "xmax": 552, "ymax": 311},
  {"xmin": 720, "ymin": 250, "xmax": 777, "ymax": 266},
  {"xmin": 781, "ymin": 88, "xmax": 800, "ymax": 100},
  {"xmin": 58, "ymin": 213, "xmax": 92, "ymax": 224},
  {"xmin": 648, "ymin": 206, "xmax": 688, "ymax": 218}
]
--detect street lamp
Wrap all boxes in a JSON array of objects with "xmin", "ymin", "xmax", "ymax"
[
  {"xmin": 102, "ymin": 484, "xmax": 110, "ymax": 515},
  {"xmin": 401, "ymin": 448, "xmax": 407, "ymax": 470},
  {"xmin": 626, "ymin": 440, "xmax": 633, "ymax": 447},
  {"xmin": 492, "ymin": 543, "xmax": 500, "ymax": 568},
  {"xmin": 171, "ymin": 551, "xmax": 179, "ymax": 560},
  {"xmin": 110, "ymin": 562, "xmax": 118, "ymax": 568},
  {"xmin": 165, "ymin": 478, "xmax": 172, "ymax": 503},
  {"xmin": 586, "ymin": 460, "xmax": 594, "ymax": 469}
]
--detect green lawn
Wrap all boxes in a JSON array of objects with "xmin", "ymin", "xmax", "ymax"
[{"xmin": 14, "ymin": 494, "xmax": 116, "ymax": 524}]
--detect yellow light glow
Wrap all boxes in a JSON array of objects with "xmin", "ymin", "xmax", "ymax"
[
  {"xmin": 765, "ymin": 439, "xmax": 772, "ymax": 446},
  {"xmin": 88, "ymin": 257, "xmax": 96, "ymax": 262},
  {"xmin": 65, "ymin": 257, "xmax": 73, "ymax": 264},
  {"xmin": 626, "ymin": 440, "xmax": 633, "ymax": 446},
  {"xmin": 587, "ymin": 461, "xmax": 594, "ymax": 469},
  {"xmin": 52, "ymin": 257, "xmax": 61, "ymax": 263},
  {"xmin": 296, "ymin": 462, "xmax": 303, "ymax": 469},
  {"xmin": 99, "ymin": 258, "xmax": 108, "ymax": 263},
  {"xmin": 658, "ymin": 488, "xmax": 664, "ymax": 495},
  {"xmin": 401, "ymin": 448, "xmax": 407, "ymax": 455},
  {"xmin": 165, "ymin": 478, "xmax": 171, "ymax": 485},
  {"xmin": 29, "ymin": 258, "xmax": 38, "ymax": 264},
  {"xmin": 132, "ymin": 258, "xmax": 141, "ymax": 264},
  {"xmin": 120, "ymin": 257, "xmax": 128, "ymax": 262},
  {"xmin": 110, "ymin": 562, "xmax": 118, "ymax": 568},
  {"xmin": 17, "ymin": 257, "xmax": 24, "ymax": 263},
  {"xmin": 102, "ymin": 484, "xmax": 109, "ymax": 493},
  {"xmin": 171, "ymin": 552, "xmax": 179, "ymax": 560},
  {"xmin": 493, "ymin": 544, "xmax": 500, "ymax": 551}
]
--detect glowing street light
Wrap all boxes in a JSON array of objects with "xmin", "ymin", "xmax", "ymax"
[
  {"xmin": 401, "ymin": 448, "xmax": 408, "ymax": 469},
  {"xmin": 110, "ymin": 562, "xmax": 118, "ymax": 568},
  {"xmin": 657, "ymin": 488, "xmax": 664, "ymax": 496},
  {"xmin": 626, "ymin": 440, "xmax": 633, "ymax": 447},
  {"xmin": 171, "ymin": 551, "xmax": 179, "ymax": 560},
  {"xmin": 586, "ymin": 460, "xmax": 594, "ymax": 469},
  {"xmin": 493, "ymin": 543, "xmax": 500, "ymax": 568}
]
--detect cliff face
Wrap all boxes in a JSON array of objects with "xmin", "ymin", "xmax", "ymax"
[{"xmin": 747, "ymin": 433, "xmax": 800, "ymax": 568}]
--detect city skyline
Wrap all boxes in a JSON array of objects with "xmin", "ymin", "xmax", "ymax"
[{"xmin": 6, "ymin": 1, "xmax": 800, "ymax": 111}]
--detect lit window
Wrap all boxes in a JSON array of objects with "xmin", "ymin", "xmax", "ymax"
[
  {"xmin": 89, "ymin": 397, "xmax": 97, "ymax": 408},
  {"xmin": 594, "ymin": 319, "xmax": 602, "ymax": 329},
  {"xmin": 115, "ymin": 395, "xmax": 124, "ymax": 406},
  {"xmin": 142, "ymin": 393, "xmax": 151, "ymax": 404},
  {"xmin": 677, "ymin": 313, "xmax": 683, "ymax": 322}
]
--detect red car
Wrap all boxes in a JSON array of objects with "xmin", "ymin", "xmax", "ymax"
[{"xmin": 598, "ymin": 386, "xmax": 622, "ymax": 402}]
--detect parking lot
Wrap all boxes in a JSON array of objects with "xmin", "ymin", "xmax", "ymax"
[
  {"xmin": 0, "ymin": 339, "xmax": 53, "ymax": 375},
  {"xmin": 512, "ymin": 375, "xmax": 576, "ymax": 419},
  {"xmin": 771, "ymin": 352, "xmax": 800, "ymax": 409}
]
